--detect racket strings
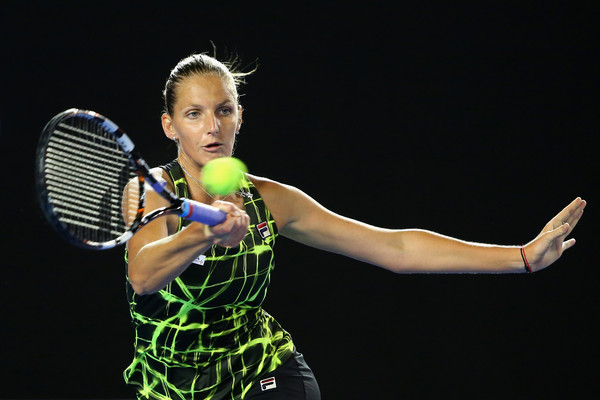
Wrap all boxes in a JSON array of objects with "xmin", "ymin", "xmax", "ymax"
[
  {"xmin": 43, "ymin": 117, "xmax": 138, "ymax": 242},
  {"xmin": 122, "ymin": 175, "xmax": 144, "ymax": 227}
]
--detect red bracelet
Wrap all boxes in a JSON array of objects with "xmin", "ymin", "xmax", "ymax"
[{"xmin": 520, "ymin": 246, "xmax": 532, "ymax": 273}]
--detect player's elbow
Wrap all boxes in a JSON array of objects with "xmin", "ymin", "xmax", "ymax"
[
  {"xmin": 130, "ymin": 281, "xmax": 150, "ymax": 296},
  {"xmin": 128, "ymin": 275, "xmax": 149, "ymax": 296},
  {"xmin": 127, "ymin": 267, "xmax": 159, "ymax": 296}
]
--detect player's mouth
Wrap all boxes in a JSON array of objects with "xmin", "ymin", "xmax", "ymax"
[{"xmin": 203, "ymin": 142, "xmax": 223, "ymax": 152}]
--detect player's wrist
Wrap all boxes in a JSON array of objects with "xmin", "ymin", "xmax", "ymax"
[{"xmin": 520, "ymin": 245, "xmax": 533, "ymax": 273}]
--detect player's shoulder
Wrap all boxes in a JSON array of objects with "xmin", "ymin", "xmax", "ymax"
[
  {"xmin": 246, "ymin": 174, "xmax": 299, "ymax": 229},
  {"xmin": 246, "ymin": 173, "xmax": 312, "ymax": 211},
  {"xmin": 246, "ymin": 174, "xmax": 330, "ymax": 234},
  {"xmin": 247, "ymin": 173, "xmax": 297, "ymax": 195},
  {"xmin": 247, "ymin": 173, "xmax": 272, "ymax": 187}
]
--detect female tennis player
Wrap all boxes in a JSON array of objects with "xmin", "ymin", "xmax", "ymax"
[{"xmin": 122, "ymin": 53, "xmax": 586, "ymax": 400}]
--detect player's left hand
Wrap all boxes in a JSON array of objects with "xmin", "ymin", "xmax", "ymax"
[{"xmin": 523, "ymin": 197, "xmax": 586, "ymax": 272}]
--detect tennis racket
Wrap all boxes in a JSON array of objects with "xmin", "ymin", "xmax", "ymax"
[{"xmin": 35, "ymin": 108, "xmax": 227, "ymax": 250}]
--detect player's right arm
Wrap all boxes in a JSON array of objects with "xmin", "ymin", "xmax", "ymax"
[{"xmin": 126, "ymin": 170, "xmax": 249, "ymax": 295}]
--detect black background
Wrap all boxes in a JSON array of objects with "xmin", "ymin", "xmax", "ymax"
[{"xmin": 1, "ymin": 1, "xmax": 597, "ymax": 399}]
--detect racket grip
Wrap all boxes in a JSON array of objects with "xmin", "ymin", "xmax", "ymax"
[{"xmin": 179, "ymin": 199, "xmax": 227, "ymax": 226}]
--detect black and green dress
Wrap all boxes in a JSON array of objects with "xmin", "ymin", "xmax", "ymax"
[{"xmin": 124, "ymin": 161, "xmax": 294, "ymax": 400}]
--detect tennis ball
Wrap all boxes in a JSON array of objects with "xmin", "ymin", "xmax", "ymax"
[{"xmin": 202, "ymin": 157, "xmax": 248, "ymax": 196}]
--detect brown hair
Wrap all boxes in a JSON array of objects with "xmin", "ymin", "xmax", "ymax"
[{"xmin": 163, "ymin": 53, "xmax": 256, "ymax": 115}]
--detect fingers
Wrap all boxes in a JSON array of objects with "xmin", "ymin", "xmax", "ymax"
[
  {"xmin": 562, "ymin": 237, "xmax": 577, "ymax": 252},
  {"xmin": 557, "ymin": 197, "xmax": 586, "ymax": 225},
  {"xmin": 545, "ymin": 221, "xmax": 577, "ymax": 253},
  {"xmin": 211, "ymin": 200, "xmax": 242, "ymax": 215},
  {"xmin": 564, "ymin": 198, "xmax": 586, "ymax": 232},
  {"xmin": 546, "ymin": 197, "xmax": 586, "ymax": 234},
  {"xmin": 541, "ymin": 221, "xmax": 569, "ymax": 245},
  {"xmin": 207, "ymin": 200, "xmax": 249, "ymax": 247}
]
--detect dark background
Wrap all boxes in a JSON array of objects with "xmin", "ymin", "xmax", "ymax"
[{"xmin": 1, "ymin": 1, "xmax": 597, "ymax": 399}]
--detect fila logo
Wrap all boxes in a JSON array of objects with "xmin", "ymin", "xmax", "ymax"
[
  {"xmin": 260, "ymin": 377, "xmax": 277, "ymax": 391},
  {"xmin": 257, "ymin": 221, "xmax": 271, "ymax": 239}
]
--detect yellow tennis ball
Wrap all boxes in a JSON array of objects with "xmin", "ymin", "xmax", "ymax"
[{"xmin": 202, "ymin": 157, "xmax": 248, "ymax": 196}]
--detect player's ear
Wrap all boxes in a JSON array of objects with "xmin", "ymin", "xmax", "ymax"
[
  {"xmin": 236, "ymin": 105, "xmax": 243, "ymax": 134},
  {"xmin": 161, "ymin": 113, "xmax": 178, "ymax": 141}
]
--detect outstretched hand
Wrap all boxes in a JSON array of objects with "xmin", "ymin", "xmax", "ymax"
[{"xmin": 524, "ymin": 197, "xmax": 587, "ymax": 272}]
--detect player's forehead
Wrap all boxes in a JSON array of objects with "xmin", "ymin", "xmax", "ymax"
[{"xmin": 174, "ymin": 73, "xmax": 238, "ymax": 107}]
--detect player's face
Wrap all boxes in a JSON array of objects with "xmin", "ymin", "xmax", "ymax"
[{"xmin": 162, "ymin": 73, "xmax": 242, "ymax": 169}]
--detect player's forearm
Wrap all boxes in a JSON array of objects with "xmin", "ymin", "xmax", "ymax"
[
  {"xmin": 382, "ymin": 229, "xmax": 526, "ymax": 274},
  {"xmin": 128, "ymin": 226, "xmax": 214, "ymax": 295}
]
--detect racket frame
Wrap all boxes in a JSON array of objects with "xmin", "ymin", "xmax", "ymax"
[{"xmin": 36, "ymin": 108, "xmax": 226, "ymax": 250}]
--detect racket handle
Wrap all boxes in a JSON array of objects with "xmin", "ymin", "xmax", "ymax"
[{"xmin": 179, "ymin": 199, "xmax": 227, "ymax": 226}]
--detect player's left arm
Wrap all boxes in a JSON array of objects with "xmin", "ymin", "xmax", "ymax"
[{"xmin": 254, "ymin": 175, "xmax": 586, "ymax": 274}]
